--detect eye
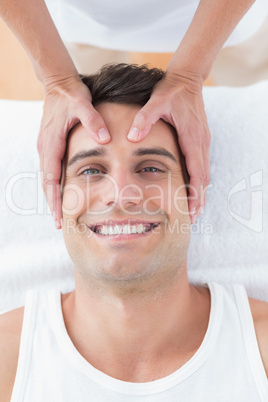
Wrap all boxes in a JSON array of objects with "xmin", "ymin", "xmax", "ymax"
[
  {"xmin": 135, "ymin": 161, "xmax": 168, "ymax": 181},
  {"xmin": 141, "ymin": 166, "xmax": 165, "ymax": 173},
  {"xmin": 81, "ymin": 167, "xmax": 103, "ymax": 175}
]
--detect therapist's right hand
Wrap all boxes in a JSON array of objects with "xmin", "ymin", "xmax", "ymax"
[{"xmin": 37, "ymin": 75, "xmax": 111, "ymax": 229}]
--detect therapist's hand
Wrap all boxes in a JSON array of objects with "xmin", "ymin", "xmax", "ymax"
[
  {"xmin": 37, "ymin": 75, "xmax": 111, "ymax": 229},
  {"xmin": 127, "ymin": 71, "xmax": 211, "ymax": 224}
]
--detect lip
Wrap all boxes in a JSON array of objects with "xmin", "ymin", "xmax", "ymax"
[{"xmin": 87, "ymin": 220, "xmax": 160, "ymax": 241}]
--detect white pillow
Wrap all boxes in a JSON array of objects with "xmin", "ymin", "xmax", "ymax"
[{"xmin": 0, "ymin": 81, "xmax": 268, "ymax": 312}]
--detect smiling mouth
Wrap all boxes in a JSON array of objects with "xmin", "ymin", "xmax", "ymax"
[{"xmin": 89, "ymin": 222, "xmax": 159, "ymax": 236}]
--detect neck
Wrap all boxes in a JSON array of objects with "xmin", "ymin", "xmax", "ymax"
[{"xmin": 62, "ymin": 262, "xmax": 210, "ymax": 382}]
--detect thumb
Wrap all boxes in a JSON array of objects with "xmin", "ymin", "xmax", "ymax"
[
  {"xmin": 78, "ymin": 102, "xmax": 111, "ymax": 144},
  {"xmin": 127, "ymin": 103, "xmax": 161, "ymax": 142}
]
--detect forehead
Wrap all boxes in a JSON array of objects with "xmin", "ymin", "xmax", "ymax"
[{"xmin": 66, "ymin": 103, "xmax": 179, "ymax": 162}]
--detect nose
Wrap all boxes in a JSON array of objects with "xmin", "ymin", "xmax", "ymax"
[{"xmin": 101, "ymin": 170, "xmax": 143, "ymax": 211}]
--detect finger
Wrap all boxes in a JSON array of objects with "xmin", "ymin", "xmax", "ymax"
[
  {"xmin": 54, "ymin": 181, "xmax": 63, "ymax": 229},
  {"xmin": 37, "ymin": 129, "xmax": 45, "ymax": 191},
  {"xmin": 78, "ymin": 102, "xmax": 111, "ymax": 144},
  {"xmin": 177, "ymin": 131, "xmax": 205, "ymax": 223},
  {"xmin": 44, "ymin": 178, "xmax": 62, "ymax": 228},
  {"xmin": 42, "ymin": 133, "xmax": 66, "ymax": 222},
  {"xmin": 127, "ymin": 102, "xmax": 162, "ymax": 142},
  {"xmin": 201, "ymin": 126, "xmax": 211, "ymax": 209},
  {"xmin": 188, "ymin": 176, "xmax": 204, "ymax": 224}
]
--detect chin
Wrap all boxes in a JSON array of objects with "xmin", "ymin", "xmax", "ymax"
[{"xmin": 81, "ymin": 254, "xmax": 149, "ymax": 282}]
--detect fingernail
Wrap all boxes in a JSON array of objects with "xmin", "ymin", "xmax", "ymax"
[
  {"xmin": 98, "ymin": 128, "xmax": 110, "ymax": 142},
  {"xmin": 191, "ymin": 214, "xmax": 197, "ymax": 225},
  {"xmin": 197, "ymin": 206, "xmax": 203, "ymax": 216},
  {"xmin": 190, "ymin": 207, "xmax": 197, "ymax": 216},
  {"xmin": 128, "ymin": 127, "xmax": 139, "ymax": 140},
  {"xmin": 55, "ymin": 220, "xmax": 61, "ymax": 229}
]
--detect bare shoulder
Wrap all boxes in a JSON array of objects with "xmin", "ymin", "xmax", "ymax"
[
  {"xmin": 248, "ymin": 297, "xmax": 268, "ymax": 377},
  {"xmin": 0, "ymin": 306, "xmax": 24, "ymax": 402}
]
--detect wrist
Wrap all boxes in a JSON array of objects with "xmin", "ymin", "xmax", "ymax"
[
  {"xmin": 33, "ymin": 49, "xmax": 79, "ymax": 86},
  {"xmin": 164, "ymin": 68, "xmax": 204, "ymax": 95},
  {"xmin": 42, "ymin": 74, "xmax": 86, "ymax": 101},
  {"xmin": 41, "ymin": 72, "xmax": 82, "ymax": 93},
  {"xmin": 167, "ymin": 42, "xmax": 214, "ymax": 82}
]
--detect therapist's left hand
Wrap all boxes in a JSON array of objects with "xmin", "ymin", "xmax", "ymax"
[{"xmin": 127, "ymin": 70, "xmax": 211, "ymax": 224}]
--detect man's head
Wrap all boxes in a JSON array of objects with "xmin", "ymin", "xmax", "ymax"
[{"xmin": 61, "ymin": 64, "xmax": 191, "ymax": 293}]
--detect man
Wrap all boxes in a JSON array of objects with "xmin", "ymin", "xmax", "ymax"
[
  {"xmin": 1, "ymin": 0, "xmax": 263, "ymax": 229},
  {"xmin": 1, "ymin": 64, "xmax": 268, "ymax": 401}
]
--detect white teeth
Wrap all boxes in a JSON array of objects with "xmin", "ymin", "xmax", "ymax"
[
  {"xmin": 102, "ymin": 226, "xmax": 108, "ymax": 235},
  {"xmin": 94, "ymin": 223, "xmax": 155, "ymax": 236},
  {"xmin": 137, "ymin": 224, "xmax": 143, "ymax": 234},
  {"xmin": 131, "ymin": 225, "xmax": 137, "ymax": 234},
  {"xmin": 123, "ymin": 225, "xmax": 129, "ymax": 234},
  {"xmin": 108, "ymin": 225, "xmax": 121, "ymax": 235},
  {"xmin": 114, "ymin": 225, "xmax": 122, "ymax": 235}
]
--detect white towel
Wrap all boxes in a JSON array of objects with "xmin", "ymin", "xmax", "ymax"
[{"xmin": 0, "ymin": 81, "xmax": 268, "ymax": 313}]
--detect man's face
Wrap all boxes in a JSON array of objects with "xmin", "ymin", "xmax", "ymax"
[{"xmin": 62, "ymin": 103, "xmax": 191, "ymax": 288}]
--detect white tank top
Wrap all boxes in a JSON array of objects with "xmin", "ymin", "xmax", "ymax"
[
  {"xmin": 11, "ymin": 282, "xmax": 268, "ymax": 401},
  {"xmin": 45, "ymin": 0, "xmax": 268, "ymax": 52}
]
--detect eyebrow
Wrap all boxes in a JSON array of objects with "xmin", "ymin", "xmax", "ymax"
[
  {"xmin": 133, "ymin": 147, "xmax": 177, "ymax": 162},
  {"xmin": 67, "ymin": 147, "xmax": 107, "ymax": 169},
  {"xmin": 67, "ymin": 146, "xmax": 177, "ymax": 169}
]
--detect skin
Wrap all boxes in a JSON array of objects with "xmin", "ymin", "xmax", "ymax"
[
  {"xmin": 60, "ymin": 102, "xmax": 211, "ymax": 381},
  {"xmin": 62, "ymin": 104, "xmax": 191, "ymax": 293},
  {"xmin": 0, "ymin": 102, "xmax": 268, "ymax": 401},
  {"xmin": 0, "ymin": 0, "xmax": 256, "ymax": 228}
]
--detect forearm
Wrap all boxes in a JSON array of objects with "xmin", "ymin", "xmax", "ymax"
[
  {"xmin": 0, "ymin": 0, "xmax": 78, "ymax": 84},
  {"xmin": 168, "ymin": 0, "xmax": 256, "ymax": 81}
]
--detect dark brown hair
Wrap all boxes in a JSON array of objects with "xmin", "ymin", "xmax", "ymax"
[{"xmin": 80, "ymin": 63, "xmax": 164, "ymax": 106}]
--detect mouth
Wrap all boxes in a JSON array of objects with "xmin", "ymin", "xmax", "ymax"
[{"xmin": 89, "ymin": 221, "xmax": 160, "ymax": 237}]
